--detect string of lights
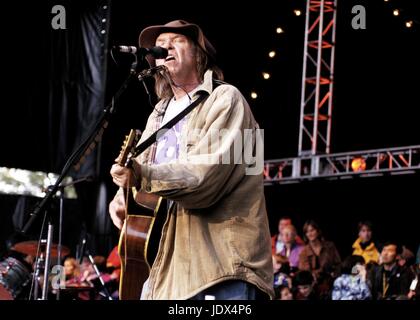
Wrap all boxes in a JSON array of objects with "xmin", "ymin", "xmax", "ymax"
[
  {"xmin": 386, "ymin": 0, "xmax": 419, "ymax": 29},
  {"xmin": 249, "ymin": 6, "xmax": 303, "ymax": 101},
  {"xmin": 249, "ymin": 0, "xmax": 418, "ymax": 101}
]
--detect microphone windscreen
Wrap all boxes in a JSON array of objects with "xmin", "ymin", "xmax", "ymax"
[{"xmin": 149, "ymin": 46, "xmax": 168, "ymax": 59}]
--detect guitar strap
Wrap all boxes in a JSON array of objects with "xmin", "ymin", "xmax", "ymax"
[
  {"xmin": 131, "ymin": 92, "xmax": 208, "ymax": 158},
  {"xmin": 131, "ymin": 79, "xmax": 223, "ymax": 158},
  {"xmin": 122, "ymin": 89, "xmax": 209, "ymax": 277}
]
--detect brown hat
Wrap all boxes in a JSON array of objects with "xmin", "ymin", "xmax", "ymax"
[{"xmin": 139, "ymin": 19, "xmax": 216, "ymax": 60}]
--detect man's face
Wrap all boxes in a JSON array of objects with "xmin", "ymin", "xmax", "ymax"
[
  {"xmin": 381, "ymin": 244, "xmax": 398, "ymax": 265},
  {"xmin": 281, "ymin": 227, "xmax": 295, "ymax": 244},
  {"xmin": 358, "ymin": 225, "xmax": 372, "ymax": 242},
  {"xmin": 297, "ymin": 284, "xmax": 312, "ymax": 298},
  {"xmin": 278, "ymin": 218, "xmax": 292, "ymax": 234},
  {"xmin": 155, "ymin": 32, "xmax": 197, "ymax": 80}
]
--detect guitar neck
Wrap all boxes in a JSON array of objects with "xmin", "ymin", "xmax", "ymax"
[{"xmin": 117, "ymin": 129, "xmax": 141, "ymax": 167}]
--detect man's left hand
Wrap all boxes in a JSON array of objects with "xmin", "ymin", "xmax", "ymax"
[{"xmin": 110, "ymin": 164, "xmax": 137, "ymax": 188}]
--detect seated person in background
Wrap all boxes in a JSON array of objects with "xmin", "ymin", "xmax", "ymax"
[
  {"xmin": 59, "ymin": 257, "xmax": 92, "ymax": 300},
  {"xmin": 80, "ymin": 256, "xmax": 106, "ymax": 283},
  {"xmin": 298, "ymin": 220, "xmax": 341, "ymax": 299},
  {"xmin": 279, "ymin": 225, "xmax": 304, "ymax": 271},
  {"xmin": 368, "ymin": 241, "xmax": 415, "ymax": 300},
  {"xmin": 104, "ymin": 246, "xmax": 121, "ymax": 299},
  {"xmin": 272, "ymin": 253, "xmax": 292, "ymax": 289},
  {"xmin": 332, "ymin": 255, "xmax": 371, "ymax": 300},
  {"xmin": 352, "ymin": 220, "xmax": 380, "ymax": 266},
  {"xmin": 274, "ymin": 284, "xmax": 293, "ymax": 300},
  {"xmin": 417, "ymin": 245, "xmax": 420, "ymax": 266},
  {"xmin": 63, "ymin": 257, "xmax": 81, "ymax": 285},
  {"xmin": 78, "ymin": 256, "xmax": 110, "ymax": 300},
  {"xmin": 299, "ymin": 220, "xmax": 341, "ymax": 279},
  {"xmin": 271, "ymin": 216, "xmax": 304, "ymax": 255},
  {"xmin": 293, "ymin": 270, "xmax": 317, "ymax": 300},
  {"xmin": 397, "ymin": 245, "xmax": 415, "ymax": 268},
  {"xmin": 81, "ymin": 252, "xmax": 120, "ymax": 299},
  {"xmin": 407, "ymin": 245, "xmax": 420, "ymax": 300}
]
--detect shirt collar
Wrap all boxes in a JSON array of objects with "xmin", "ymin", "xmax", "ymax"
[
  {"xmin": 153, "ymin": 69, "xmax": 215, "ymax": 117},
  {"xmin": 192, "ymin": 69, "xmax": 214, "ymax": 97}
]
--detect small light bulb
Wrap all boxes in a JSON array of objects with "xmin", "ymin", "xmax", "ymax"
[
  {"xmin": 251, "ymin": 92, "xmax": 258, "ymax": 99},
  {"xmin": 294, "ymin": 9, "xmax": 302, "ymax": 16},
  {"xmin": 393, "ymin": 9, "xmax": 399, "ymax": 16},
  {"xmin": 268, "ymin": 51, "xmax": 276, "ymax": 58},
  {"xmin": 406, "ymin": 20, "xmax": 413, "ymax": 28},
  {"xmin": 276, "ymin": 27, "xmax": 284, "ymax": 34},
  {"xmin": 262, "ymin": 72, "xmax": 271, "ymax": 80}
]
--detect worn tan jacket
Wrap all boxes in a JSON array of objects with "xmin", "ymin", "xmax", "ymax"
[{"xmin": 128, "ymin": 70, "xmax": 274, "ymax": 299}]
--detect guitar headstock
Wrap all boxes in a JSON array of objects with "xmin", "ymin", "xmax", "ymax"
[{"xmin": 116, "ymin": 129, "xmax": 142, "ymax": 167}]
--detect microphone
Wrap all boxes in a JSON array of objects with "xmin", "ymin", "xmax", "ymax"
[{"xmin": 114, "ymin": 45, "xmax": 168, "ymax": 59}]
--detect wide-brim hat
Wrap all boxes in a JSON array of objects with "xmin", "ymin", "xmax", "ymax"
[{"xmin": 139, "ymin": 19, "xmax": 216, "ymax": 63}]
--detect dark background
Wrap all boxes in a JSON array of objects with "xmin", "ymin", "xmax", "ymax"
[{"xmin": 0, "ymin": 0, "xmax": 419, "ymax": 258}]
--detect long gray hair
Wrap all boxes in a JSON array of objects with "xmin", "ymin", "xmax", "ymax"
[{"xmin": 154, "ymin": 41, "xmax": 224, "ymax": 100}]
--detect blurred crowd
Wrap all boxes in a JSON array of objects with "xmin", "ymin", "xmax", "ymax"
[
  {"xmin": 58, "ymin": 246, "xmax": 120, "ymax": 300},
  {"xmin": 271, "ymin": 217, "xmax": 419, "ymax": 300},
  {"xmin": 2, "ymin": 217, "xmax": 418, "ymax": 300}
]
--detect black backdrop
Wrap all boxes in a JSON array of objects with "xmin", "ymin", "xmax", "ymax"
[
  {"xmin": 0, "ymin": 0, "xmax": 115, "ymax": 257},
  {"xmin": 0, "ymin": 0, "xmax": 419, "ymax": 258}
]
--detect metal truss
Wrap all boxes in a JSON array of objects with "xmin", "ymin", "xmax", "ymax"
[
  {"xmin": 298, "ymin": 0, "xmax": 337, "ymax": 156},
  {"xmin": 264, "ymin": 145, "xmax": 420, "ymax": 185}
]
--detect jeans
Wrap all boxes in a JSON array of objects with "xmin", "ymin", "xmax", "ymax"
[
  {"xmin": 141, "ymin": 278, "xmax": 268, "ymax": 300},
  {"xmin": 190, "ymin": 280, "xmax": 263, "ymax": 300}
]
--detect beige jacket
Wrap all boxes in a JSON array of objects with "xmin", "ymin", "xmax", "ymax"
[{"xmin": 129, "ymin": 70, "xmax": 274, "ymax": 299}]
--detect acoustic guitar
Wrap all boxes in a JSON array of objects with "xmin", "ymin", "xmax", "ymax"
[{"xmin": 116, "ymin": 129, "xmax": 167, "ymax": 300}]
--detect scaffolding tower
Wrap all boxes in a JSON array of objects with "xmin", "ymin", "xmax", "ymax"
[
  {"xmin": 264, "ymin": 0, "xmax": 420, "ymax": 185},
  {"xmin": 298, "ymin": 0, "xmax": 337, "ymax": 157}
]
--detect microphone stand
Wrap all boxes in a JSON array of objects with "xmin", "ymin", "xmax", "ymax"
[
  {"xmin": 41, "ymin": 223, "xmax": 53, "ymax": 300},
  {"xmin": 78, "ymin": 241, "xmax": 113, "ymax": 300},
  {"xmin": 21, "ymin": 52, "xmax": 156, "ymax": 300},
  {"xmin": 87, "ymin": 253, "xmax": 113, "ymax": 300},
  {"xmin": 32, "ymin": 176, "xmax": 93, "ymax": 300},
  {"xmin": 21, "ymin": 69, "xmax": 137, "ymax": 236},
  {"xmin": 20, "ymin": 47, "xmax": 159, "ymax": 235},
  {"xmin": 55, "ymin": 176, "xmax": 93, "ymax": 300}
]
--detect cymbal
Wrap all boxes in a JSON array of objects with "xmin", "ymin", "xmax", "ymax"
[{"xmin": 12, "ymin": 241, "xmax": 70, "ymax": 258}]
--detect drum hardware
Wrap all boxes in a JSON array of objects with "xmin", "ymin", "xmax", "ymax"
[{"xmin": 0, "ymin": 257, "xmax": 32, "ymax": 300}]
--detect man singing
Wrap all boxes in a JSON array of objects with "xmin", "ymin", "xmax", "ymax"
[{"xmin": 109, "ymin": 20, "xmax": 274, "ymax": 300}]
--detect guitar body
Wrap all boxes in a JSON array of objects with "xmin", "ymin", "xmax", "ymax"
[
  {"xmin": 118, "ymin": 189, "xmax": 168, "ymax": 300},
  {"xmin": 115, "ymin": 129, "xmax": 168, "ymax": 300}
]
